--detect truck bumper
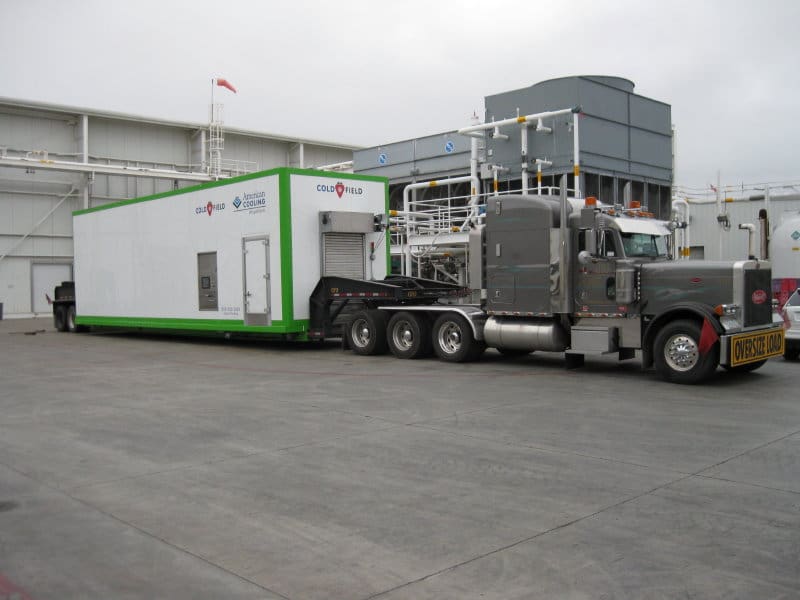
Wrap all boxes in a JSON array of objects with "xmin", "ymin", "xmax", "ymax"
[{"xmin": 719, "ymin": 325, "xmax": 785, "ymax": 367}]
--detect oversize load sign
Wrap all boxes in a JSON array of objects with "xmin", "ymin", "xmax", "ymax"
[{"xmin": 730, "ymin": 329, "xmax": 784, "ymax": 366}]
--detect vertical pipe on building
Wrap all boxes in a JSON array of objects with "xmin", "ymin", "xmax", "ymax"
[
  {"xmin": 717, "ymin": 171, "xmax": 723, "ymax": 260},
  {"xmin": 520, "ymin": 125, "xmax": 528, "ymax": 195},
  {"xmin": 763, "ymin": 184, "xmax": 771, "ymax": 260},
  {"xmin": 469, "ymin": 114, "xmax": 480, "ymax": 208},
  {"xmin": 81, "ymin": 114, "xmax": 90, "ymax": 209},
  {"xmin": 537, "ymin": 162, "xmax": 543, "ymax": 194},
  {"xmin": 299, "ymin": 143, "xmax": 305, "ymax": 169},
  {"xmin": 572, "ymin": 112, "xmax": 581, "ymax": 199}
]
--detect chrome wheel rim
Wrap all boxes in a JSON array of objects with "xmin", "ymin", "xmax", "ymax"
[
  {"xmin": 351, "ymin": 318, "xmax": 371, "ymax": 348},
  {"xmin": 664, "ymin": 333, "xmax": 699, "ymax": 372},
  {"xmin": 392, "ymin": 320, "xmax": 415, "ymax": 351},
  {"xmin": 438, "ymin": 321, "xmax": 462, "ymax": 354}
]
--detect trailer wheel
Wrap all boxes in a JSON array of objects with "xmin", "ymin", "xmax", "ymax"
[
  {"xmin": 54, "ymin": 305, "xmax": 68, "ymax": 332},
  {"xmin": 347, "ymin": 310, "xmax": 388, "ymax": 355},
  {"xmin": 653, "ymin": 319, "xmax": 718, "ymax": 384},
  {"xmin": 432, "ymin": 313, "xmax": 485, "ymax": 363},
  {"xmin": 387, "ymin": 312, "xmax": 431, "ymax": 359},
  {"xmin": 66, "ymin": 305, "xmax": 78, "ymax": 333}
]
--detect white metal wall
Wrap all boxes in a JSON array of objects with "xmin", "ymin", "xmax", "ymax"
[
  {"xmin": 679, "ymin": 195, "xmax": 800, "ymax": 261},
  {"xmin": 0, "ymin": 98, "xmax": 355, "ymax": 316}
]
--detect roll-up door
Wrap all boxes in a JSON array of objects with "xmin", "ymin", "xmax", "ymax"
[{"xmin": 322, "ymin": 233, "xmax": 365, "ymax": 279}]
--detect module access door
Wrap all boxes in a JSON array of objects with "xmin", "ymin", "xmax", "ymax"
[{"xmin": 242, "ymin": 236, "xmax": 270, "ymax": 326}]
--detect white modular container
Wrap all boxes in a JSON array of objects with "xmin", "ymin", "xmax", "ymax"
[
  {"xmin": 771, "ymin": 212, "xmax": 800, "ymax": 306},
  {"xmin": 72, "ymin": 168, "xmax": 389, "ymax": 338}
]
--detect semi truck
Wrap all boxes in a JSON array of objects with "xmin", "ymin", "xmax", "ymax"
[{"xmin": 53, "ymin": 168, "xmax": 784, "ymax": 384}]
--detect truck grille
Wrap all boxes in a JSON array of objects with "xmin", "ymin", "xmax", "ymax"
[{"xmin": 744, "ymin": 268, "xmax": 771, "ymax": 327}]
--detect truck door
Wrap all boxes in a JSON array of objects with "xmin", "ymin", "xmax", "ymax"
[
  {"xmin": 575, "ymin": 229, "xmax": 621, "ymax": 314},
  {"xmin": 242, "ymin": 235, "xmax": 270, "ymax": 326}
]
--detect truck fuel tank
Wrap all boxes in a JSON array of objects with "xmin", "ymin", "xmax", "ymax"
[{"xmin": 484, "ymin": 316, "xmax": 568, "ymax": 352}]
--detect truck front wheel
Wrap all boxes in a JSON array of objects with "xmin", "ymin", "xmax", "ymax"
[
  {"xmin": 653, "ymin": 319, "xmax": 719, "ymax": 384},
  {"xmin": 432, "ymin": 313, "xmax": 485, "ymax": 363},
  {"xmin": 347, "ymin": 310, "xmax": 388, "ymax": 356},
  {"xmin": 387, "ymin": 312, "xmax": 431, "ymax": 359}
]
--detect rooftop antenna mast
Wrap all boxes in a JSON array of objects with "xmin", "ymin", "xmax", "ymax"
[{"xmin": 209, "ymin": 77, "xmax": 237, "ymax": 179}]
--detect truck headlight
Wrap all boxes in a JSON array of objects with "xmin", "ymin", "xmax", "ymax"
[
  {"xmin": 715, "ymin": 304, "xmax": 742, "ymax": 331},
  {"xmin": 714, "ymin": 303, "xmax": 741, "ymax": 317}
]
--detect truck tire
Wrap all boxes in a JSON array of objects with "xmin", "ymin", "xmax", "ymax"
[
  {"xmin": 347, "ymin": 310, "xmax": 388, "ymax": 356},
  {"xmin": 54, "ymin": 305, "xmax": 68, "ymax": 332},
  {"xmin": 722, "ymin": 359, "xmax": 767, "ymax": 373},
  {"xmin": 653, "ymin": 319, "xmax": 719, "ymax": 384},
  {"xmin": 66, "ymin": 305, "xmax": 78, "ymax": 333},
  {"xmin": 387, "ymin": 312, "xmax": 431, "ymax": 359},
  {"xmin": 432, "ymin": 313, "xmax": 485, "ymax": 363}
]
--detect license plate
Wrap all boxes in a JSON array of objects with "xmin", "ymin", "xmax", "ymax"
[{"xmin": 730, "ymin": 328, "xmax": 785, "ymax": 366}]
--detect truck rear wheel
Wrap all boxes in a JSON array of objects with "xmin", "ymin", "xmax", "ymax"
[
  {"xmin": 347, "ymin": 310, "xmax": 388, "ymax": 356},
  {"xmin": 387, "ymin": 312, "xmax": 431, "ymax": 359},
  {"xmin": 653, "ymin": 319, "xmax": 719, "ymax": 384},
  {"xmin": 432, "ymin": 313, "xmax": 485, "ymax": 363}
]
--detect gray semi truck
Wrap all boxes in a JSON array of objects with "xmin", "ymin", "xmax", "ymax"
[
  {"xmin": 313, "ymin": 191, "xmax": 784, "ymax": 384},
  {"xmin": 54, "ymin": 170, "xmax": 784, "ymax": 384}
]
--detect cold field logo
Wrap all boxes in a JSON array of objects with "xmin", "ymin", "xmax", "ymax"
[
  {"xmin": 232, "ymin": 191, "xmax": 267, "ymax": 212},
  {"xmin": 317, "ymin": 182, "xmax": 364, "ymax": 198},
  {"xmin": 196, "ymin": 201, "xmax": 226, "ymax": 216}
]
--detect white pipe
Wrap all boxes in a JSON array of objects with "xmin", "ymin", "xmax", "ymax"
[
  {"xmin": 315, "ymin": 160, "xmax": 353, "ymax": 172},
  {"xmin": 82, "ymin": 114, "xmax": 90, "ymax": 209},
  {"xmin": 0, "ymin": 155, "xmax": 213, "ymax": 182},
  {"xmin": 490, "ymin": 165, "xmax": 508, "ymax": 197},
  {"xmin": 492, "ymin": 126, "xmax": 509, "ymax": 141},
  {"xmin": 671, "ymin": 198, "xmax": 690, "ymax": 258},
  {"xmin": 573, "ymin": 111, "xmax": 581, "ymax": 199},
  {"xmin": 738, "ymin": 223, "xmax": 756, "ymax": 259},
  {"xmin": 457, "ymin": 107, "xmax": 578, "ymax": 136},
  {"xmin": 521, "ymin": 125, "xmax": 529, "ymax": 194},
  {"xmin": 765, "ymin": 184, "xmax": 771, "ymax": 233},
  {"xmin": 534, "ymin": 159, "xmax": 552, "ymax": 195},
  {"xmin": 0, "ymin": 186, "xmax": 78, "ymax": 264},
  {"xmin": 469, "ymin": 113, "xmax": 481, "ymax": 208}
]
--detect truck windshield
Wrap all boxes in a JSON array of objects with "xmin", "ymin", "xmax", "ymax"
[{"xmin": 620, "ymin": 232, "xmax": 668, "ymax": 258}]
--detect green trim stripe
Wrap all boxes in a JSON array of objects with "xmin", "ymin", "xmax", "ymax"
[
  {"xmin": 73, "ymin": 167, "xmax": 388, "ymax": 216},
  {"xmin": 76, "ymin": 315, "xmax": 310, "ymax": 337}
]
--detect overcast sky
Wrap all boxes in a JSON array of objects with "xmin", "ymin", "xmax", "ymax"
[{"xmin": 1, "ymin": 0, "xmax": 798, "ymax": 194}]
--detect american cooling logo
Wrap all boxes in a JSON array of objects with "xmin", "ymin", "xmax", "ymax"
[
  {"xmin": 317, "ymin": 181, "xmax": 364, "ymax": 198},
  {"xmin": 232, "ymin": 191, "xmax": 267, "ymax": 212},
  {"xmin": 196, "ymin": 201, "xmax": 226, "ymax": 216}
]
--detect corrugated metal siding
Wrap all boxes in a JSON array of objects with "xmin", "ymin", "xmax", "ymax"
[{"xmin": 322, "ymin": 233, "xmax": 364, "ymax": 278}]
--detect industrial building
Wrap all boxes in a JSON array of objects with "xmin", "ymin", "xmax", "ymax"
[
  {"xmin": 672, "ymin": 192, "xmax": 800, "ymax": 262},
  {"xmin": 354, "ymin": 76, "xmax": 674, "ymax": 221},
  {"xmin": 0, "ymin": 97, "xmax": 355, "ymax": 316},
  {"xmin": 7, "ymin": 75, "xmax": 745, "ymax": 318}
]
